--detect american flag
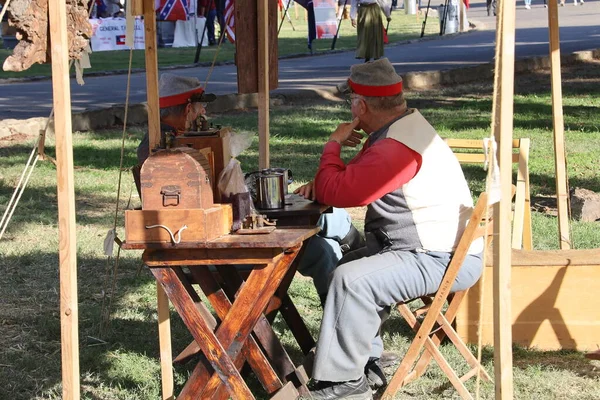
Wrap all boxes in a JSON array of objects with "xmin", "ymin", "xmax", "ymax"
[
  {"xmin": 224, "ymin": 0, "xmax": 235, "ymax": 43},
  {"xmin": 157, "ymin": 0, "xmax": 189, "ymax": 21}
]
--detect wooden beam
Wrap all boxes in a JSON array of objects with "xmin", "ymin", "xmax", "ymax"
[
  {"xmin": 258, "ymin": 0, "xmax": 270, "ymax": 169},
  {"xmin": 143, "ymin": 0, "xmax": 161, "ymax": 152},
  {"xmin": 48, "ymin": 0, "xmax": 80, "ymax": 397},
  {"xmin": 130, "ymin": 0, "xmax": 144, "ymax": 15},
  {"xmin": 491, "ymin": 0, "xmax": 515, "ymax": 397},
  {"xmin": 547, "ymin": 0, "xmax": 571, "ymax": 249},
  {"xmin": 157, "ymin": 283, "xmax": 174, "ymax": 400}
]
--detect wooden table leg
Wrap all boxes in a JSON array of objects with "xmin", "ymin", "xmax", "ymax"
[
  {"xmin": 279, "ymin": 294, "xmax": 316, "ymax": 356},
  {"xmin": 157, "ymin": 283, "xmax": 174, "ymax": 400},
  {"xmin": 201, "ymin": 249, "xmax": 301, "ymax": 399},
  {"xmin": 191, "ymin": 267, "xmax": 284, "ymax": 396},
  {"xmin": 216, "ymin": 267, "xmax": 311, "ymax": 398},
  {"xmin": 152, "ymin": 267, "xmax": 255, "ymax": 400},
  {"xmin": 265, "ymin": 244, "xmax": 316, "ymax": 355}
]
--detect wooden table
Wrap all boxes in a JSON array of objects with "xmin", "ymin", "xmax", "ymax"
[
  {"xmin": 123, "ymin": 227, "xmax": 319, "ymax": 400},
  {"xmin": 256, "ymin": 193, "xmax": 332, "ymax": 228}
]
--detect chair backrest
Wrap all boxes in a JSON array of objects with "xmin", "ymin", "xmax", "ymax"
[
  {"xmin": 444, "ymin": 138, "xmax": 524, "ymax": 164},
  {"xmin": 449, "ymin": 193, "xmax": 493, "ymax": 271},
  {"xmin": 444, "ymin": 138, "xmax": 531, "ymax": 250}
]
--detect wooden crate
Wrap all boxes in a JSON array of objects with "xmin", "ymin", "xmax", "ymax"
[
  {"xmin": 125, "ymin": 205, "xmax": 233, "ymax": 244},
  {"xmin": 456, "ymin": 249, "xmax": 600, "ymax": 351}
]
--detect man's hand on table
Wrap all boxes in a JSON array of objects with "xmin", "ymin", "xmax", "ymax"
[
  {"xmin": 294, "ymin": 181, "xmax": 317, "ymax": 201},
  {"xmin": 329, "ymin": 117, "xmax": 363, "ymax": 147}
]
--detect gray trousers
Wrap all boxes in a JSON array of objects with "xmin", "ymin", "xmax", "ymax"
[
  {"xmin": 312, "ymin": 247, "xmax": 483, "ymax": 382},
  {"xmin": 297, "ymin": 208, "xmax": 352, "ymax": 298}
]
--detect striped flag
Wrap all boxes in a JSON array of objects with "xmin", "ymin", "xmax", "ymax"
[
  {"xmin": 224, "ymin": 0, "xmax": 235, "ymax": 43},
  {"xmin": 156, "ymin": 0, "xmax": 189, "ymax": 21}
]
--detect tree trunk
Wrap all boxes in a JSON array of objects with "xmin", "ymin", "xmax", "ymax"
[{"xmin": 2, "ymin": 0, "xmax": 92, "ymax": 72}]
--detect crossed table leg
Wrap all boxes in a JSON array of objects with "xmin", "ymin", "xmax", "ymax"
[{"xmin": 145, "ymin": 243, "xmax": 313, "ymax": 399}]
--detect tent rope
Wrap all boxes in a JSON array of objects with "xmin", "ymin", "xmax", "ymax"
[
  {"xmin": 203, "ymin": 10, "xmax": 235, "ymax": 90},
  {"xmin": 0, "ymin": 58, "xmax": 72, "ymax": 240},
  {"xmin": 100, "ymin": 47, "xmax": 135, "ymax": 333},
  {"xmin": 0, "ymin": 142, "xmax": 39, "ymax": 240}
]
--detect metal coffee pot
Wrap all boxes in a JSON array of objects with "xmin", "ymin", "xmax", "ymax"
[{"xmin": 245, "ymin": 168, "xmax": 293, "ymax": 209}]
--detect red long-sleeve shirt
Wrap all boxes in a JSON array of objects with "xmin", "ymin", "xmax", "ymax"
[{"xmin": 314, "ymin": 138, "xmax": 422, "ymax": 208}]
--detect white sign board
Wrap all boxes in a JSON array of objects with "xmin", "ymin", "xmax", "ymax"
[{"xmin": 89, "ymin": 18, "xmax": 145, "ymax": 51}]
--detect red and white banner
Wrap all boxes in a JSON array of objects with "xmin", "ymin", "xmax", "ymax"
[
  {"xmin": 224, "ymin": 0, "xmax": 235, "ymax": 43},
  {"xmin": 313, "ymin": 0, "xmax": 337, "ymax": 39},
  {"xmin": 89, "ymin": 18, "xmax": 145, "ymax": 51}
]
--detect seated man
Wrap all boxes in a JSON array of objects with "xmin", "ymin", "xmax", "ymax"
[
  {"xmin": 296, "ymin": 207, "xmax": 363, "ymax": 304},
  {"xmin": 136, "ymin": 73, "xmax": 217, "ymax": 166},
  {"xmin": 309, "ymin": 58, "xmax": 484, "ymax": 400}
]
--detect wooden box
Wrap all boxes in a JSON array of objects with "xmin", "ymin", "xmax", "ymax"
[
  {"xmin": 140, "ymin": 148, "xmax": 213, "ymax": 210},
  {"xmin": 456, "ymin": 249, "xmax": 600, "ymax": 351},
  {"xmin": 172, "ymin": 128, "xmax": 232, "ymax": 202},
  {"xmin": 125, "ymin": 205, "xmax": 233, "ymax": 244}
]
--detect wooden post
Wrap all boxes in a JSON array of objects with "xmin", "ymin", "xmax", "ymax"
[
  {"xmin": 258, "ymin": 0, "xmax": 270, "ymax": 169},
  {"xmin": 48, "ymin": 0, "xmax": 80, "ymax": 398},
  {"xmin": 547, "ymin": 0, "xmax": 571, "ymax": 250},
  {"xmin": 157, "ymin": 282, "xmax": 174, "ymax": 400},
  {"xmin": 143, "ymin": 0, "xmax": 161, "ymax": 152},
  {"xmin": 491, "ymin": 0, "xmax": 514, "ymax": 397},
  {"xmin": 513, "ymin": 138, "xmax": 531, "ymax": 250},
  {"xmin": 141, "ymin": 0, "xmax": 173, "ymax": 397}
]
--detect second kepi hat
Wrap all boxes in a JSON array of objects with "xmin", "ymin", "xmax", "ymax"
[
  {"xmin": 338, "ymin": 58, "xmax": 403, "ymax": 97},
  {"xmin": 158, "ymin": 73, "xmax": 217, "ymax": 108}
]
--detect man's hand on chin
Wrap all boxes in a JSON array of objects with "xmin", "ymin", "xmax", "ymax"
[
  {"xmin": 329, "ymin": 117, "xmax": 363, "ymax": 147},
  {"xmin": 293, "ymin": 181, "xmax": 317, "ymax": 201}
]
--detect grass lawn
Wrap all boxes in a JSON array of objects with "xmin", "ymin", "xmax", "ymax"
[
  {"xmin": 0, "ymin": 11, "xmax": 439, "ymax": 79},
  {"xmin": 1, "ymin": 61, "xmax": 599, "ymax": 399}
]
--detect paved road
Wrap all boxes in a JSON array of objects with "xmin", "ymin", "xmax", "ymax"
[{"xmin": 1, "ymin": 0, "xmax": 599, "ymax": 120}]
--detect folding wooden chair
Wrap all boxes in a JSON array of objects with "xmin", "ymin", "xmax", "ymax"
[{"xmin": 382, "ymin": 192, "xmax": 494, "ymax": 400}]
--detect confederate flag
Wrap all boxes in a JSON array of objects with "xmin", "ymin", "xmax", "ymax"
[{"xmin": 156, "ymin": 0, "xmax": 189, "ymax": 21}]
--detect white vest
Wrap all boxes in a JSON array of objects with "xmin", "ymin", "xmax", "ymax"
[{"xmin": 364, "ymin": 110, "xmax": 483, "ymax": 254}]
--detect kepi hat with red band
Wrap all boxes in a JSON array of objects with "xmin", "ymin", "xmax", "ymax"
[
  {"xmin": 158, "ymin": 73, "xmax": 217, "ymax": 108},
  {"xmin": 337, "ymin": 58, "xmax": 403, "ymax": 97}
]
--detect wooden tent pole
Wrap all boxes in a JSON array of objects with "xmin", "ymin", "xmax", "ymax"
[
  {"xmin": 144, "ymin": 0, "xmax": 162, "ymax": 151},
  {"xmin": 491, "ymin": 0, "xmax": 515, "ymax": 397},
  {"xmin": 142, "ymin": 1, "xmax": 174, "ymax": 398},
  {"xmin": 547, "ymin": 0, "xmax": 571, "ymax": 250},
  {"xmin": 48, "ymin": 0, "xmax": 80, "ymax": 398},
  {"xmin": 258, "ymin": 0, "xmax": 270, "ymax": 169}
]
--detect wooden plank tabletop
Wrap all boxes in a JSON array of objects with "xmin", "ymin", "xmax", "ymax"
[{"xmin": 122, "ymin": 227, "xmax": 320, "ymax": 250}]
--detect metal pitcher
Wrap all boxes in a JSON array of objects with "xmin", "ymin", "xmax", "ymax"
[
  {"xmin": 255, "ymin": 172, "xmax": 285, "ymax": 209},
  {"xmin": 262, "ymin": 168, "xmax": 293, "ymax": 194}
]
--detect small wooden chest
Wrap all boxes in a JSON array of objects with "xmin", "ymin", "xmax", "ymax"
[{"xmin": 140, "ymin": 148, "xmax": 213, "ymax": 210}]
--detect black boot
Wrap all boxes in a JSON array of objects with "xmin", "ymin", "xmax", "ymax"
[{"xmin": 310, "ymin": 375, "xmax": 373, "ymax": 400}]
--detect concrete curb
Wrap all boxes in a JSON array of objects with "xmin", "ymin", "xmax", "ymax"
[
  {"xmin": 2, "ymin": 47, "xmax": 599, "ymax": 139},
  {"xmin": 403, "ymin": 48, "xmax": 600, "ymax": 90}
]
